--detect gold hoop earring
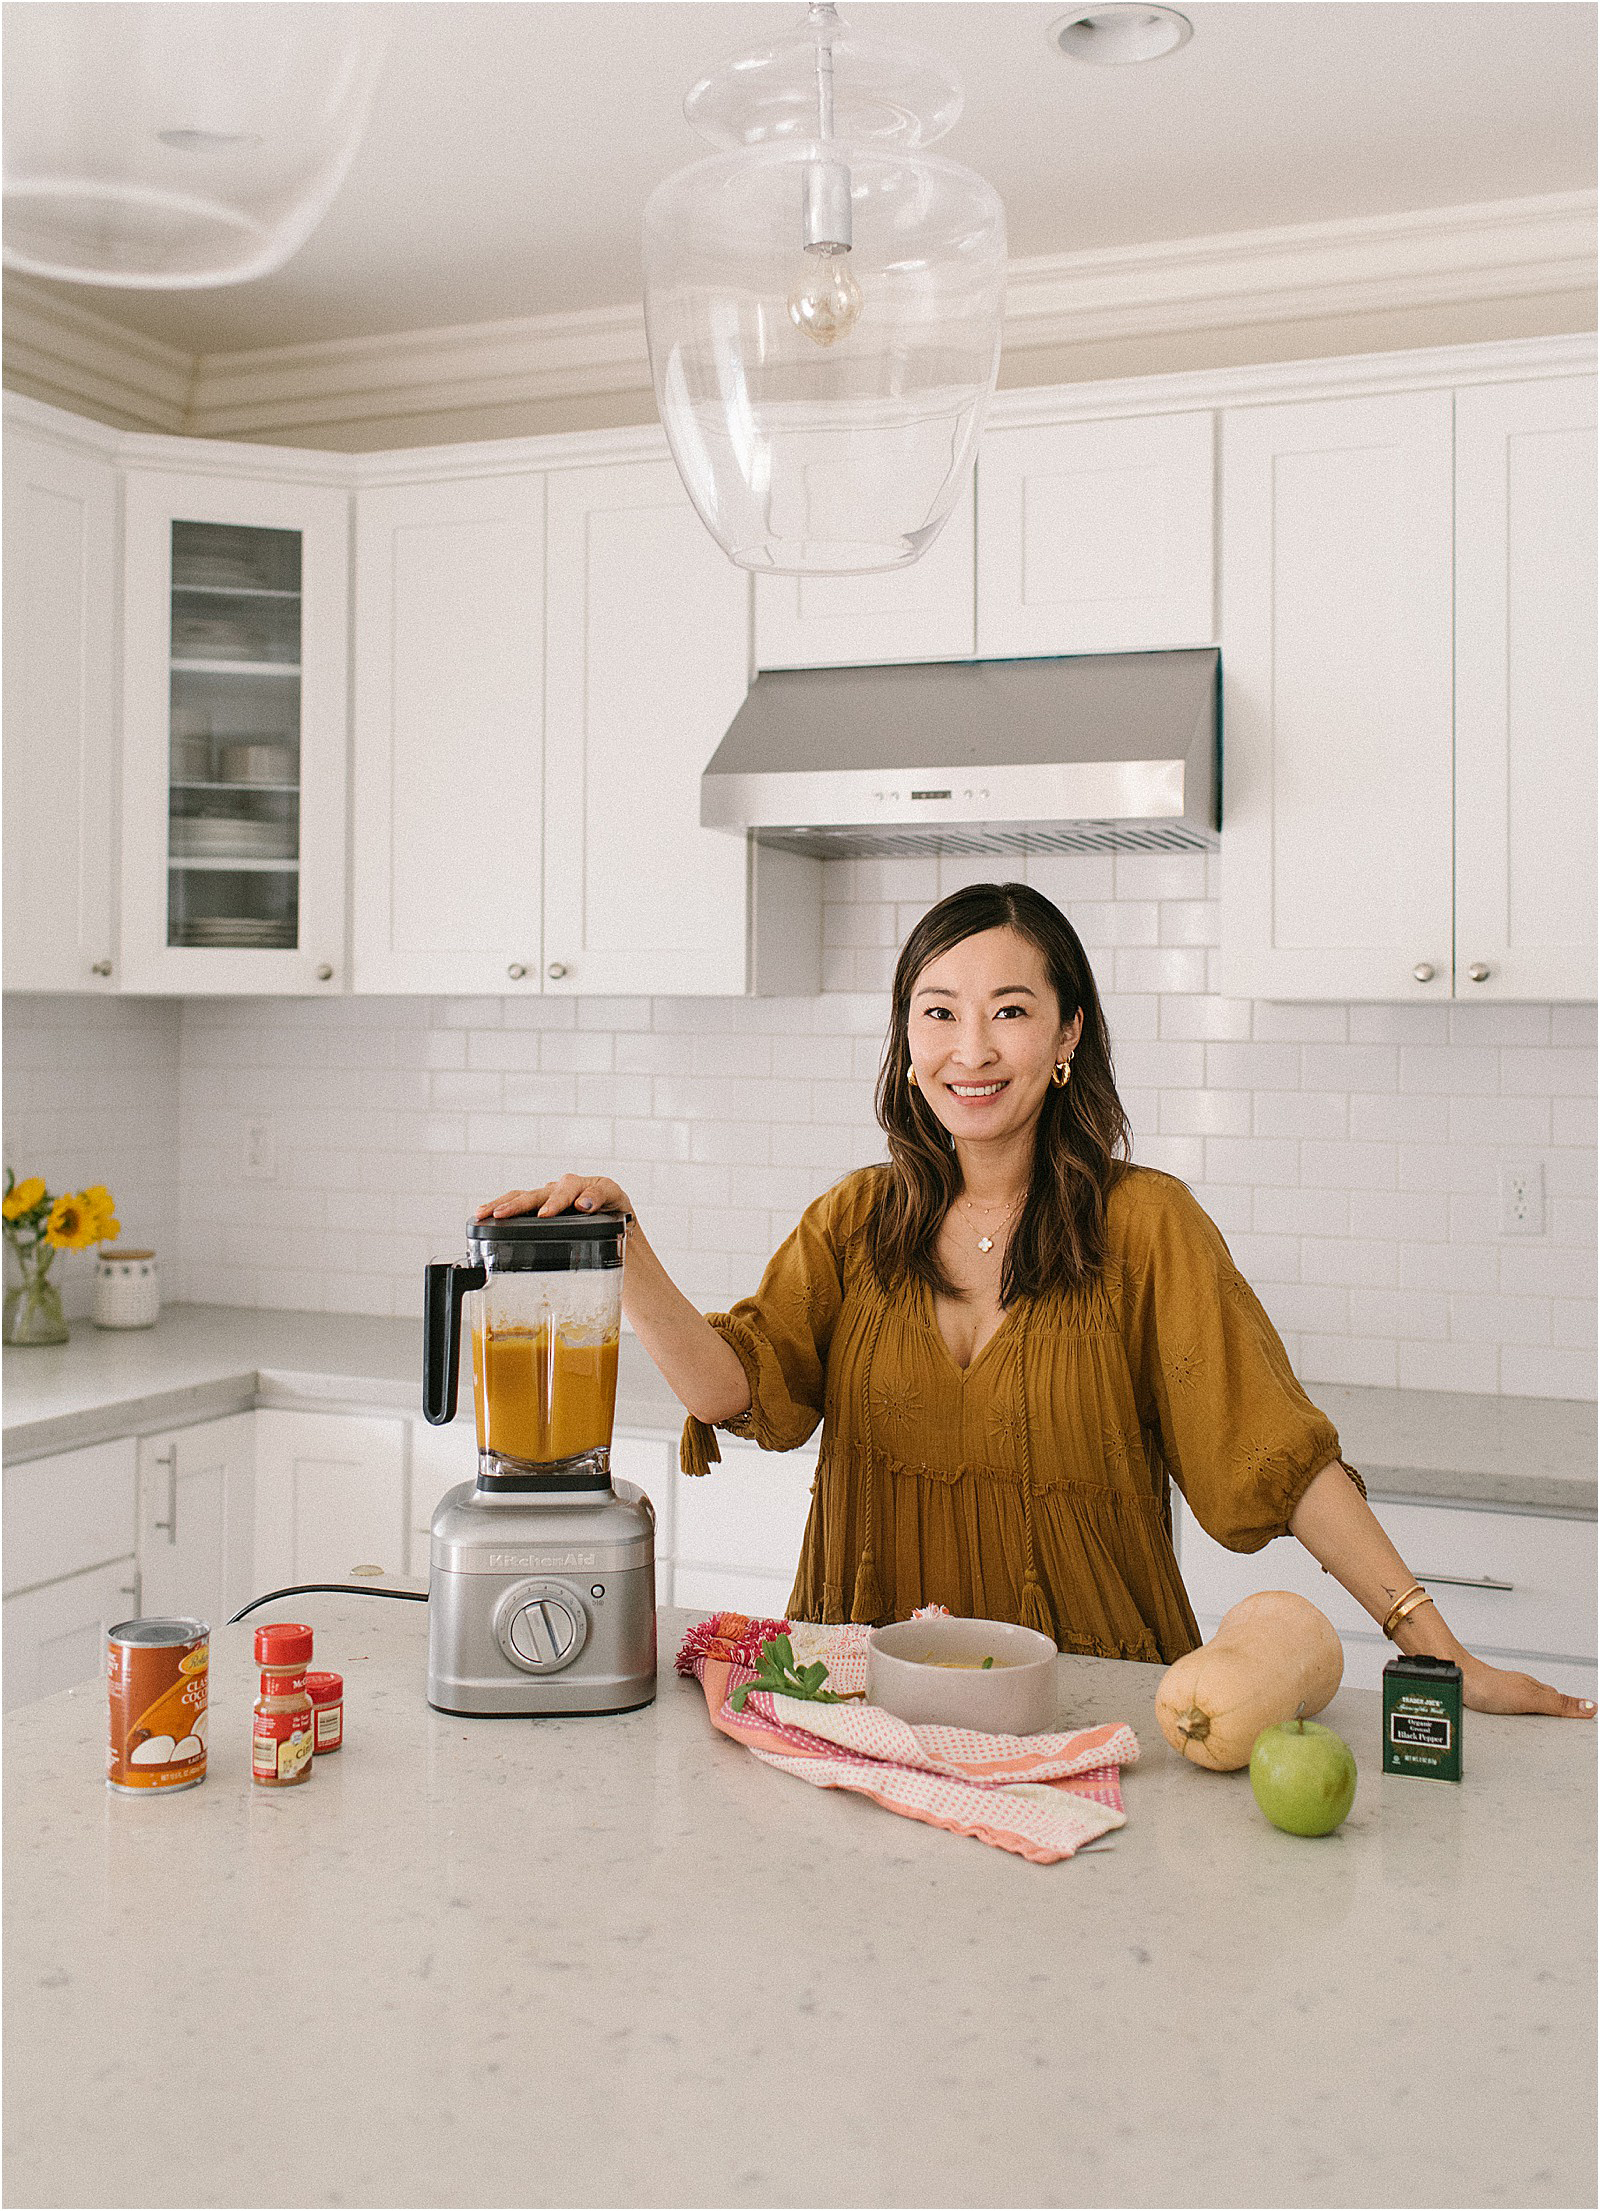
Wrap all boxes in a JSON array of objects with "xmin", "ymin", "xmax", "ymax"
[
  {"xmin": 1051, "ymin": 1057, "xmax": 1071, "ymax": 1088},
  {"xmin": 907, "ymin": 1065, "xmax": 919, "ymax": 1090}
]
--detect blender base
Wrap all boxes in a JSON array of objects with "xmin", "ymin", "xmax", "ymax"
[{"xmin": 427, "ymin": 1478, "xmax": 658, "ymax": 1718}]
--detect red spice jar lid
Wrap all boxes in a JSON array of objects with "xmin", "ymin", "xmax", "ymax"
[
  {"xmin": 256, "ymin": 1622, "xmax": 314, "ymax": 1667},
  {"xmin": 304, "ymin": 1671, "xmax": 343, "ymax": 1704}
]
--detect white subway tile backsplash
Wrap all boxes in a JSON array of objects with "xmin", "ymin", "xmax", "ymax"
[
  {"xmin": 1348, "ymin": 1003, "xmax": 1451, "ymax": 1044},
  {"xmin": 1252, "ymin": 1090, "xmax": 1348, "ymax": 1141},
  {"xmin": 1113, "ymin": 852, "xmax": 1208, "ymax": 902},
  {"xmin": 1399, "ymin": 1341, "xmax": 1497, "ymax": 1393},
  {"xmin": 1023, "ymin": 853, "xmax": 1116, "ymax": 905},
  {"xmin": 1498, "ymin": 1245, "xmax": 1598, "ymax": 1301},
  {"xmin": 1204, "ymin": 1136, "xmax": 1300, "ymax": 1186},
  {"xmin": 1205, "ymin": 1041, "xmax": 1301, "ymax": 1090},
  {"xmin": 1302, "ymin": 1239, "xmax": 1397, "ymax": 1289},
  {"xmin": 5, "ymin": 864, "xmax": 1592, "ymax": 1397},
  {"xmin": 1398, "ymin": 1045, "xmax": 1498, "ymax": 1094},
  {"xmin": 1160, "ymin": 1087, "xmax": 1252, "ymax": 1138},
  {"xmin": 1500, "ymin": 1346, "xmax": 1596, "ymax": 1397},
  {"xmin": 1448, "ymin": 1095, "xmax": 1553, "ymax": 1147},
  {"xmin": 1449, "ymin": 1292, "xmax": 1552, "ymax": 1346},
  {"xmin": 1251, "ymin": 1002, "xmax": 1349, "ymax": 1043},
  {"xmin": 1500, "ymin": 1047, "xmax": 1597, "ymax": 1098},
  {"xmin": 1297, "ymin": 1335, "xmax": 1400, "ymax": 1389},
  {"xmin": 1114, "ymin": 946, "xmax": 1208, "ymax": 996},
  {"xmin": 1159, "ymin": 995, "xmax": 1252, "ymax": 1041}
]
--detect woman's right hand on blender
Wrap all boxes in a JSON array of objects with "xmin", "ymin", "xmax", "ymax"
[
  {"xmin": 476, "ymin": 1174, "xmax": 633, "ymax": 1223},
  {"xmin": 474, "ymin": 1175, "xmax": 749, "ymax": 1426}
]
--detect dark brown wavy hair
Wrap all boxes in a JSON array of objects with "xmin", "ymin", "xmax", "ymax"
[{"xmin": 866, "ymin": 881, "xmax": 1131, "ymax": 1306}]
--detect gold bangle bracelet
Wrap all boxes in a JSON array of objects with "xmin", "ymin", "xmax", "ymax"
[{"xmin": 1382, "ymin": 1584, "xmax": 1432, "ymax": 1640}]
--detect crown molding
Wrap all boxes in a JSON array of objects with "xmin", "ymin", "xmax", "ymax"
[
  {"xmin": 2, "ymin": 272, "xmax": 193, "ymax": 431},
  {"xmin": 5, "ymin": 191, "xmax": 1593, "ymax": 442}
]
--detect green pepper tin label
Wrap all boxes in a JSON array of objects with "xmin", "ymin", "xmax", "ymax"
[{"xmin": 1382, "ymin": 1656, "xmax": 1463, "ymax": 1782}]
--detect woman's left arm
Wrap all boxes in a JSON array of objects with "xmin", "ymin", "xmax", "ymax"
[{"xmin": 1289, "ymin": 1461, "xmax": 1596, "ymax": 1718}]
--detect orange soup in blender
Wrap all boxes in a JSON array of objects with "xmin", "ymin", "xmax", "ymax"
[{"xmin": 472, "ymin": 1325, "xmax": 620, "ymax": 1466}]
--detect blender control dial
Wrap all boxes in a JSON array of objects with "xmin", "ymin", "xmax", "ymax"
[{"xmin": 494, "ymin": 1579, "xmax": 590, "ymax": 1674}]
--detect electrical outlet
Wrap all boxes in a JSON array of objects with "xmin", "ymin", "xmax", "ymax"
[
  {"xmin": 1499, "ymin": 1162, "xmax": 1544, "ymax": 1237},
  {"xmin": 243, "ymin": 1118, "xmax": 276, "ymax": 1182}
]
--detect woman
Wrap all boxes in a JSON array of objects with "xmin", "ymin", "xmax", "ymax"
[{"xmin": 481, "ymin": 881, "xmax": 1592, "ymax": 1720}]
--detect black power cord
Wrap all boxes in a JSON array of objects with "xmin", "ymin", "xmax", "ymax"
[{"xmin": 226, "ymin": 1582, "xmax": 430, "ymax": 1624}]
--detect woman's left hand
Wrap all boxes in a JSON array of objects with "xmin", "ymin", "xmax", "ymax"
[{"xmin": 1458, "ymin": 1652, "xmax": 1595, "ymax": 1718}]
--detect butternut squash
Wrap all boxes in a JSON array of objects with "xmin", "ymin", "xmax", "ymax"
[{"xmin": 1155, "ymin": 1591, "xmax": 1344, "ymax": 1771}]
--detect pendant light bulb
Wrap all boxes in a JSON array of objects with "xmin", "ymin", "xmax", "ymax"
[{"xmin": 788, "ymin": 246, "xmax": 863, "ymax": 345}]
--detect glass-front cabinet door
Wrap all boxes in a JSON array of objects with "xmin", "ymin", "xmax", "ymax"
[{"xmin": 120, "ymin": 469, "xmax": 349, "ymax": 993}]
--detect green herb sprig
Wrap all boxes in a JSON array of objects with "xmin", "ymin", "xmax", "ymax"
[{"xmin": 729, "ymin": 1634, "xmax": 841, "ymax": 1714}]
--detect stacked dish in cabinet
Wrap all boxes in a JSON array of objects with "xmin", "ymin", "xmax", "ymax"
[{"xmin": 166, "ymin": 521, "xmax": 303, "ymax": 951}]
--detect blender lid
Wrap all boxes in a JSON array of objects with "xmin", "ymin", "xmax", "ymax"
[{"xmin": 467, "ymin": 1209, "xmax": 627, "ymax": 1243}]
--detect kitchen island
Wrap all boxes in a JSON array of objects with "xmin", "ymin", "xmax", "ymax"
[{"xmin": 5, "ymin": 1598, "xmax": 1594, "ymax": 2210}]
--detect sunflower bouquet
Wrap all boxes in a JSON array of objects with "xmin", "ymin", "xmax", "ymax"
[{"xmin": 2, "ymin": 1172, "xmax": 119, "ymax": 1346}]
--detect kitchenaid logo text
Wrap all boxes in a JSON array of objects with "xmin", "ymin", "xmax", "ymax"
[{"xmin": 488, "ymin": 1551, "xmax": 597, "ymax": 1570}]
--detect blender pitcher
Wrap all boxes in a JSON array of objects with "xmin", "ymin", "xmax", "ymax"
[{"xmin": 424, "ymin": 1211, "xmax": 626, "ymax": 1489}]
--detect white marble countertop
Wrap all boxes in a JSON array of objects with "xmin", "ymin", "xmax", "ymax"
[
  {"xmin": 4, "ymin": 1303, "xmax": 1594, "ymax": 1515},
  {"xmin": 4, "ymin": 1597, "xmax": 1593, "ymax": 2210}
]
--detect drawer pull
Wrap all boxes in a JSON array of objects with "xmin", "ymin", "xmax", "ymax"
[
  {"xmin": 1418, "ymin": 1571, "xmax": 1514, "ymax": 1594},
  {"xmin": 153, "ymin": 1446, "xmax": 178, "ymax": 1546}
]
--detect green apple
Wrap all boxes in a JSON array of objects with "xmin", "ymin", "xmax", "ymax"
[{"xmin": 1249, "ymin": 1717, "xmax": 1358, "ymax": 1836}]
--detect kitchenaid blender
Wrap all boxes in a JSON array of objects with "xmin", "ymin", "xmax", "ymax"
[{"xmin": 422, "ymin": 1210, "xmax": 656, "ymax": 1716}]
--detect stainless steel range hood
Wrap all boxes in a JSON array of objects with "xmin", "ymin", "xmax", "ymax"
[{"xmin": 701, "ymin": 648, "xmax": 1220, "ymax": 860}]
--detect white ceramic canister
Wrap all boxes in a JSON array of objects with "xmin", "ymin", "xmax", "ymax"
[{"xmin": 92, "ymin": 1249, "xmax": 160, "ymax": 1330}]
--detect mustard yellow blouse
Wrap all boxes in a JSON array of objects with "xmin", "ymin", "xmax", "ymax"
[{"xmin": 680, "ymin": 1164, "xmax": 1363, "ymax": 1664}]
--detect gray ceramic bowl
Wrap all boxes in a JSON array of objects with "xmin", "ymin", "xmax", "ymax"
[{"xmin": 866, "ymin": 1615, "xmax": 1060, "ymax": 1734}]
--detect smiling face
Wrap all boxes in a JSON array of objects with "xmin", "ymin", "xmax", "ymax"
[{"xmin": 907, "ymin": 926, "xmax": 1083, "ymax": 1150}]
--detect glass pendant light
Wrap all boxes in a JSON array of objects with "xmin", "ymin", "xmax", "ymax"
[
  {"xmin": 642, "ymin": 3, "xmax": 1007, "ymax": 576},
  {"xmin": 3, "ymin": 2, "xmax": 386, "ymax": 289}
]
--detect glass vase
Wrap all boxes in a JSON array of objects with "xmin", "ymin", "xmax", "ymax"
[{"xmin": 4, "ymin": 1267, "xmax": 69, "ymax": 1346}]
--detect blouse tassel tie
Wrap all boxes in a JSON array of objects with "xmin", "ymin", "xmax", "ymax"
[
  {"xmin": 1013, "ymin": 1307, "xmax": 1057, "ymax": 1642},
  {"xmin": 849, "ymin": 1301, "xmax": 890, "ymax": 1624},
  {"xmin": 679, "ymin": 1417, "xmax": 721, "ymax": 1478}
]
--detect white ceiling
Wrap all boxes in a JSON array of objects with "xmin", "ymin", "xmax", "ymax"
[{"xmin": 8, "ymin": 0, "xmax": 1597, "ymax": 356}]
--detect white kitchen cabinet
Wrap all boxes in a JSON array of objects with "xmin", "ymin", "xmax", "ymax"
[
  {"xmin": 1219, "ymin": 389, "xmax": 1456, "ymax": 1002},
  {"xmin": 542, "ymin": 461, "xmax": 754, "ymax": 996},
  {"xmin": 1175, "ymin": 1494, "xmax": 1597, "ymax": 1695},
  {"xmin": 2, "ymin": 1433, "xmax": 140, "ymax": 1711},
  {"xmin": 119, "ymin": 467, "xmax": 350, "ymax": 994},
  {"xmin": 1453, "ymin": 376, "xmax": 1597, "ymax": 1003},
  {"xmin": 2, "ymin": 424, "xmax": 120, "ymax": 993},
  {"xmin": 253, "ymin": 1408, "xmax": 407, "ymax": 1588},
  {"xmin": 976, "ymin": 412, "xmax": 1215, "ymax": 658},
  {"xmin": 137, "ymin": 1413, "xmax": 256, "ymax": 1629},
  {"xmin": 4, "ymin": 1436, "xmax": 138, "ymax": 1596},
  {"xmin": 352, "ymin": 472, "xmax": 547, "ymax": 993},
  {"xmin": 754, "ymin": 475, "xmax": 976, "ymax": 669},
  {"xmin": 672, "ymin": 1438, "xmax": 817, "ymax": 1617},
  {"xmin": 2, "ymin": 1559, "xmax": 140, "ymax": 1713}
]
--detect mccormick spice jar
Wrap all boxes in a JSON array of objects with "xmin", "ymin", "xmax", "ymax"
[
  {"xmin": 305, "ymin": 1670, "xmax": 344, "ymax": 1754},
  {"xmin": 252, "ymin": 1623, "xmax": 316, "ymax": 1787},
  {"xmin": 107, "ymin": 1618, "xmax": 210, "ymax": 1794}
]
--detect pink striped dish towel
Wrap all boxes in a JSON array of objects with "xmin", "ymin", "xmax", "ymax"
[{"xmin": 675, "ymin": 1611, "xmax": 1139, "ymax": 1865}]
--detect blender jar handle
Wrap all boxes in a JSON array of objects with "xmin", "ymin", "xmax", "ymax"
[{"xmin": 423, "ymin": 1260, "xmax": 486, "ymax": 1425}]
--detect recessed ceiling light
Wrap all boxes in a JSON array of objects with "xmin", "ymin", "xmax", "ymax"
[{"xmin": 1050, "ymin": 6, "xmax": 1193, "ymax": 65}]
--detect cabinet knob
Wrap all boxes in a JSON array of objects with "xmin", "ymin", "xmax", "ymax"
[
  {"xmin": 1468, "ymin": 962, "xmax": 1491, "ymax": 983},
  {"xmin": 315, "ymin": 963, "xmax": 334, "ymax": 982},
  {"xmin": 547, "ymin": 962, "xmax": 568, "ymax": 980},
  {"xmin": 91, "ymin": 960, "xmax": 112, "ymax": 977},
  {"xmin": 507, "ymin": 963, "xmax": 527, "ymax": 980},
  {"xmin": 1412, "ymin": 963, "xmax": 1435, "ymax": 983}
]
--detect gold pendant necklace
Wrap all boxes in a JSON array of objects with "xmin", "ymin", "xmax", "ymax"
[{"xmin": 960, "ymin": 1192, "xmax": 1023, "ymax": 1254}]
